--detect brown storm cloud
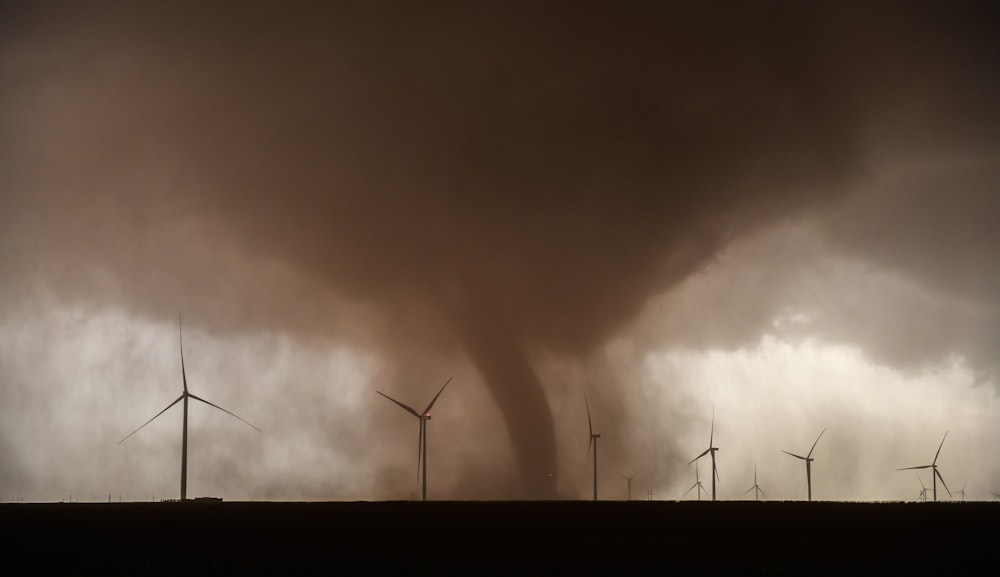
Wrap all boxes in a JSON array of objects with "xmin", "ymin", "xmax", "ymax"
[{"xmin": 2, "ymin": 1, "xmax": 997, "ymax": 497}]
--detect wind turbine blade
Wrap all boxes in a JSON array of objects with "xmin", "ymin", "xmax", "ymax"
[
  {"xmin": 118, "ymin": 395, "xmax": 184, "ymax": 444},
  {"xmin": 188, "ymin": 393, "xmax": 261, "ymax": 431},
  {"xmin": 179, "ymin": 315, "xmax": 188, "ymax": 394},
  {"xmin": 376, "ymin": 391, "xmax": 421, "ymax": 418},
  {"xmin": 684, "ymin": 483, "xmax": 697, "ymax": 496},
  {"xmin": 585, "ymin": 395, "xmax": 593, "ymax": 438},
  {"xmin": 807, "ymin": 428, "xmax": 826, "ymax": 458},
  {"xmin": 709, "ymin": 404, "xmax": 715, "ymax": 447},
  {"xmin": 936, "ymin": 469, "xmax": 951, "ymax": 497},
  {"xmin": 897, "ymin": 465, "xmax": 932, "ymax": 471},
  {"xmin": 782, "ymin": 450, "xmax": 807, "ymax": 461},
  {"xmin": 744, "ymin": 486, "xmax": 754, "ymax": 495},
  {"xmin": 759, "ymin": 487, "xmax": 766, "ymax": 499},
  {"xmin": 422, "ymin": 376, "xmax": 453, "ymax": 415},
  {"xmin": 933, "ymin": 431, "xmax": 948, "ymax": 465},
  {"xmin": 688, "ymin": 448, "xmax": 710, "ymax": 465}
]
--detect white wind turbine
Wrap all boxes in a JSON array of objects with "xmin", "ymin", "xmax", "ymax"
[
  {"xmin": 118, "ymin": 315, "xmax": 260, "ymax": 501},
  {"xmin": 684, "ymin": 461, "xmax": 707, "ymax": 501},
  {"xmin": 897, "ymin": 431, "xmax": 951, "ymax": 502},
  {"xmin": 914, "ymin": 474, "xmax": 929, "ymax": 503},
  {"xmin": 955, "ymin": 481, "xmax": 969, "ymax": 502},
  {"xmin": 688, "ymin": 407, "xmax": 719, "ymax": 501},
  {"xmin": 622, "ymin": 473, "xmax": 635, "ymax": 501},
  {"xmin": 743, "ymin": 463, "xmax": 766, "ymax": 502},
  {"xmin": 376, "ymin": 377, "xmax": 452, "ymax": 501},
  {"xmin": 781, "ymin": 428, "xmax": 825, "ymax": 502}
]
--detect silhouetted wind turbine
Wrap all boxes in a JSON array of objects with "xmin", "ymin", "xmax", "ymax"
[
  {"xmin": 118, "ymin": 315, "xmax": 260, "ymax": 501},
  {"xmin": 622, "ymin": 473, "xmax": 635, "ymax": 501},
  {"xmin": 897, "ymin": 431, "xmax": 951, "ymax": 502},
  {"xmin": 688, "ymin": 407, "xmax": 719, "ymax": 501},
  {"xmin": 743, "ymin": 463, "xmax": 766, "ymax": 502},
  {"xmin": 584, "ymin": 395, "xmax": 601, "ymax": 501},
  {"xmin": 914, "ymin": 474, "xmax": 929, "ymax": 503},
  {"xmin": 376, "ymin": 377, "xmax": 452, "ymax": 501},
  {"xmin": 684, "ymin": 461, "xmax": 707, "ymax": 501},
  {"xmin": 782, "ymin": 428, "xmax": 825, "ymax": 501},
  {"xmin": 955, "ymin": 481, "xmax": 968, "ymax": 502}
]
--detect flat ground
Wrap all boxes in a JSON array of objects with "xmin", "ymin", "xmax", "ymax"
[{"xmin": 2, "ymin": 500, "xmax": 994, "ymax": 575}]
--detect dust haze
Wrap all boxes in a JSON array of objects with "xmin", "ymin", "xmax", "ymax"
[{"xmin": 1, "ymin": 1, "xmax": 998, "ymax": 501}]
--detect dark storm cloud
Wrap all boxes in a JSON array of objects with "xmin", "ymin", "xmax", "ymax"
[{"xmin": 2, "ymin": 1, "xmax": 997, "ymax": 497}]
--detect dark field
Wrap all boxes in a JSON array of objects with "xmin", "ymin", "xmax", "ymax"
[{"xmin": 2, "ymin": 500, "xmax": 994, "ymax": 575}]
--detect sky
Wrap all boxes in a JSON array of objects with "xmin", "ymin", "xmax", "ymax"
[{"xmin": 1, "ymin": 1, "xmax": 998, "ymax": 502}]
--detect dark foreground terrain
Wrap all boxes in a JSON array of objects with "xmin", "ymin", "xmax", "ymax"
[{"xmin": 2, "ymin": 500, "xmax": 995, "ymax": 575}]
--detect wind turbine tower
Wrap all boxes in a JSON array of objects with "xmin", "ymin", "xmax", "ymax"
[
  {"xmin": 376, "ymin": 377, "xmax": 452, "ymax": 501},
  {"xmin": 688, "ymin": 408, "xmax": 719, "ymax": 501},
  {"xmin": 585, "ymin": 395, "xmax": 601, "ymax": 501},
  {"xmin": 781, "ymin": 428, "xmax": 826, "ymax": 501},
  {"xmin": 118, "ymin": 315, "xmax": 260, "ymax": 501},
  {"xmin": 897, "ymin": 431, "xmax": 951, "ymax": 502}
]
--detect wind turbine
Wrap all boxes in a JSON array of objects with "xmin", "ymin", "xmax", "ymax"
[
  {"xmin": 743, "ymin": 463, "xmax": 766, "ymax": 502},
  {"xmin": 118, "ymin": 315, "xmax": 260, "ymax": 501},
  {"xmin": 688, "ymin": 407, "xmax": 719, "ymax": 501},
  {"xmin": 897, "ymin": 431, "xmax": 951, "ymax": 502},
  {"xmin": 622, "ymin": 473, "xmax": 635, "ymax": 501},
  {"xmin": 376, "ymin": 377, "xmax": 452, "ymax": 501},
  {"xmin": 781, "ymin": 428, "xmax": 826, "ymax": 501},
  {"xmin": 684, "ymin": 461, "xmax": 707, "ymax": 501},
  {"xmin": 914, "ymin": 474, "xmax": 929, "ymax": 502},
  {"xmin": 584, "ymin": 395, "xmax": 601, "ymax": 501},
  {"xmin": 955, "ymin": 481, "xmax": 968, "ymax": 502}
]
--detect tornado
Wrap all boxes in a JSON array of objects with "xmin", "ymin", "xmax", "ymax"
[{"xmin": 6, "ymin": 1, "xmax": 993, "ymax": 500}]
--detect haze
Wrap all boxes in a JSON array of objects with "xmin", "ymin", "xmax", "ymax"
[{"xmin": 1, "ymin": 1, "xmax": 998, "ymax": 502}]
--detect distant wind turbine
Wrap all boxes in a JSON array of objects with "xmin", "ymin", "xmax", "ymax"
[
  {"xmin": 781, "ymin": 428, "xmax": 826, "ymax": 502},
  {"xmin": 118, "ymin": 315, "xmax": 260, "ymax": 501},
  {"xmin": 688, "ymin": 407, "xmax": 719, "ymax": 501},
  {"xmin": 897, "ymin": 431, "xmax": 951, "ymax": 502},
  {"xmin": 743, "ymin": 463, "xmax": 766, "ymax": 502},
  {"xmin": 584, "ymin": 395, "xmax": 601, "ymax": 501},
  {"xmin": 377, "ymin": 377, "xmax": 451, "ymax": 501},
  {"xmin": 622, "ymin": 473, "xmax": 635, "ymax": 501},
  {"xmin": 684, "ymin": 461, "xmax": 707, "ymax": 501},
  {"xmin": 914, "ymin": 474, "xmax": 929, "ymax": 503},
  {"xmin": 955, "ymin": 481, "xmax": 968, "ymax": 502}
]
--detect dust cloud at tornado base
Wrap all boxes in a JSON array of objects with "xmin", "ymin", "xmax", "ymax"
[{"xmin": 1, "ymin": 2, "xmax": 998, "ymax": 500}]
